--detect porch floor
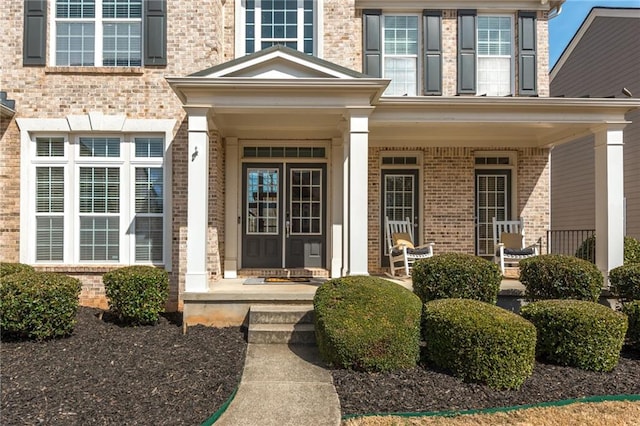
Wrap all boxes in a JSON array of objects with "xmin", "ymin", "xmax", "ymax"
[{"xmin": 182, "ymin": 276, "xmax": 526, "ymax": 329}]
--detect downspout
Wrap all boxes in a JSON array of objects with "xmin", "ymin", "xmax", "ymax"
[{"xmin": 548, "ymin": 1, "xmax": 563, "ymax": 20}]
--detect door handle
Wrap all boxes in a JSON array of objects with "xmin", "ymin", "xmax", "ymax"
[{"xmin": 285, "ymin": 220, "xmax": 290, "ymax": 238}]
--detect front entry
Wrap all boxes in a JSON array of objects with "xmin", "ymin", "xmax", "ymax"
[
  {"xmin": 380, "ymin": 169, "xmax": 420, "ymax": 266},
  {"xmin": 242, "ymin": 163, "xmax": 327, "ymax": 268},
  {"xmin": 475, "ymin": 169, "xmax": 512, "ymax": 257}
]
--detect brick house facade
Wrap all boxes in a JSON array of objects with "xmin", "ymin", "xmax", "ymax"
[{"xmin": 1, "ymin": 0, "xmax": 634, "ymax": 314}]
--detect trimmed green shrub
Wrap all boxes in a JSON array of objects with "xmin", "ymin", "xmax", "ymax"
[
  {"xmin": 520, "ymin": 300, "xmax": 627, "ymax": 372},
  {"xmin": 422, "ymin": 298, "xmax": 536, "ymax": 390},
  {"xmin": 314, "ymin": 276, "xmax": 422, "ymax": 372},
  {"xmin": 609, "ymin": 263, "xmax": 640, "ymax": 304},
  {"xmin": 622, "ymin": 301, "xmax": 640, "ymax": 351},
  {"xmin": 411, "ymin": 253, "xmax": 502, "ymax": 304},
  {"xmin": 519, "ymin": 255, "xmax": 603, "ymax": 302},
  {"xmin": 0, "ymin": 272, "xmax": 81, "ymax": 340},
  {"xmin": 0, "ymin": 262, "xmax": 35, "ymax": 278},
  {"xmin": 575, "ymin": 235, "xmax": 640, "ymax": 265},
  {"xmin": 103, "ymin": 266, "xmax": 169, "ymax": 325}
]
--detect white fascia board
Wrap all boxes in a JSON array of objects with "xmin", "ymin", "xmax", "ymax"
[
  {"xmin": 372, "ymin": 97, "xmax": 638, "ymax": 123},
  {"xmin": 551, "ymin": 8, "xmax": 640, "ymax": 82},
  {"xmin": 355, "ymin": 0, "xmax": 552, "ymax": 11},
  {"xmin": 168, "ymin": 77, "xmax": 390, "ymax": 106}
]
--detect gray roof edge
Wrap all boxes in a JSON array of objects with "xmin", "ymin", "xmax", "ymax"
[{"xmin": 188, "ymin": 45, "xmax": 368, "ymax": 78}]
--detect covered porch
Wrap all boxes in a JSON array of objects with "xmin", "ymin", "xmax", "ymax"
[{"xmin": 167, "ymin": 46, "xmax": 635, "ymax": 326}]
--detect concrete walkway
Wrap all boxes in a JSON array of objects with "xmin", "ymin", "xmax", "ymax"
[{"xmin": 214, "ymin": 344, "xmax": 341, "ymax": 426}]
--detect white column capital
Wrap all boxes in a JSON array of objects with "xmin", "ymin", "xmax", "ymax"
[
  {"xmin": 344, "ymin": 107, "xmax": 374, "ymax": 133},
  {"xmin": 184, "ymin": 106, "xmax": 215, "ymax": 132}
]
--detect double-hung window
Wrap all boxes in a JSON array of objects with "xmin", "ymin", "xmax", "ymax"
[
  {"xmin": 477, "ymin": 16, "xmax": 513, "ymax": 96},
  {"xmin": 241, "ymin": 0, "xmax": 315, "ymax": 55},
  {"xmin": 35, "ymin": 137, "xmax": 66, "ymax": 261},
  {"xmin": 32, "ymin": 135, "xmax": 165, "ymax": 264},
  {"xmin": 382, "ymin": 15, "xmax": 419, "ymax": 96},
  {"xmin": 54, "ymin": 0, "xmax": 142, "ymax": 66}
]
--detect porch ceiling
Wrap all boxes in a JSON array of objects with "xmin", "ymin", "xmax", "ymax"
[{"xmin": 370, "ymin": 97, "xmax": 638, "ymax": 148}]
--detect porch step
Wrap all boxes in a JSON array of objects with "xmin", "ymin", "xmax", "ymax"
[{"xmin": 247, "ymin": 304, "xmax": 316, "ymax": 344}]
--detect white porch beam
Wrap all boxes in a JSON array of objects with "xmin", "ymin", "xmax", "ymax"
[
  {"xmin": 345, "ymin": 108, "xmax": 373, "ymax": 275},
  {"xmin": 594, "ymin": 124, "xmax": 626, "ymax": 280},
  {"xmin": 185, "ymin": 107, "xmax": 211, "ymax": 292}
]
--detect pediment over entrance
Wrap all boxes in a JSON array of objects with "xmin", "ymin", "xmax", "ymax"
[{"xmin": 190, "ymin": 45, "xmax": 367, "ymax": 79}]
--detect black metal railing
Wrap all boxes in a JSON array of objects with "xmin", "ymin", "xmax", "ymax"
[{"xmin": 546, "ymin": 229, "xmax": 595, "ymax": 259}]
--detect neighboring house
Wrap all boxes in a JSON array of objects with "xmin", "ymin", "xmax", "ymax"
[
  {"xmin": 0, "ymin": 1, "xmax": 636, "ymax": 319},
  {"xmin": 550, "ymin": 7, "xmax": 640, "ymax": 244}
]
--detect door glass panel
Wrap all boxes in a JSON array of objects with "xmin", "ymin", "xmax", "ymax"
[
  {"xmin": 383, "ymin": 173, "xmax": 416, "ymax": 258},
  {"xmin": 476, "ymin": 173, "xmax": 509, "ymax": 256},
  {"xmin": 384, "ymin": 174, "xmax": 415, "ymax": 222},
  {"xmin": 246, "ymin": 168, "xmax": 279, "ymax": 234},
  {"xmin": 290, "ymin": 168, "xmax": 322, "ymax": 235}
]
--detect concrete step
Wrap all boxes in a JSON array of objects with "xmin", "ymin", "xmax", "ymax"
[
  {"xmin": 247, "ymin": 323, "xmax": 316, "ymax": 344},
  {"xmin": 249, "ymin": 304, "xmax": 314, "ymax": 325}
]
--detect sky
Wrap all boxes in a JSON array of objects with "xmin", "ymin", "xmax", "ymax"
[{"xmin": 548, "ymin": 0, "xmax": 640, "ymax": 69}]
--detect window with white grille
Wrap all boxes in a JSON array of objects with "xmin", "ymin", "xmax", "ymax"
[
  {"xmin": 30, "ymin": 134, "xmax": 165, "ymax": 264},
  {"xmin": 54, "ymin": 0, "xmax": 142, "ymax": 66},
  {"xmin": 477, "ymin": 16, "xmax": 513, "ymax": 96}
]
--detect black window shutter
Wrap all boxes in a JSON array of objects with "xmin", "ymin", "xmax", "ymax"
[
  {"xmin": 457, "ymin": 10, "xmax": 476, "ymax": 94},
  {"xmin": 518, "ymin": 11, "xmax": 537, "ymax": 96},
  {"xmin": 23, "ymin": 0, "xmax": 47, "ymax": 66},
  {"xmin": 423, "ymin": 10, "xmax": 442, "ymax": 95},
  {"xmin": 363, "ymin": 10, "xmax": 382, "ymax": 77},
  {"xmin": 144, "ymin": 0, "xmax": 167, "ymax": 66}
]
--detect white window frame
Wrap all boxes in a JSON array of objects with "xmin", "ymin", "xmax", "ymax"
[
  {"xmin": 50, "ymin": 0, "xmax": 143, "ymax": 67},
  {"xmin": 235, "ymin": 0, "xmax": 323, "ymax": 58},
  {"xmin": 476, "ymin": 14, "xmax": 514, "ymax": 96},
  {"xmin": 32, "ymin": 135, "xmax": 70, "ymax": 262},
  {"xmin": 381, "ymin": 13, "xmax": 421, "ymax": 97},
  {"xmin": 19, "ymin": 116, "xmax": 174, "ymax": 270}
]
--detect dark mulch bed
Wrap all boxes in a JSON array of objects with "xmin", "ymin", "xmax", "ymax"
[
  {"xmin": 334, "ymin": 348, "xmax": 640, "ymax": 416},
  {"xmin": 1, "ymin": 307, "xmax": 247, "ymax": 426}
]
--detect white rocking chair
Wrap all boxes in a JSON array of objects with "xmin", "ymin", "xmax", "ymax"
[
  {"xmin": 492, "ymin": 217, "xmax": 538, "ymax": 275},
  {"xmin": 385, "ymin": 217, "xmax": 434, "ymax": 277}
]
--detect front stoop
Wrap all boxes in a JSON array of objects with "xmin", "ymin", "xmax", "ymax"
[{"xmin": 248, "ymin": 305, "xmax": 316, "ymax": 344}]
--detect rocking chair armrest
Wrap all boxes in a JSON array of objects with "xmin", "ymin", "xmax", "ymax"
[{"xmin": 415, "ymin": 242, "xmax": 435, "ymax": 249}]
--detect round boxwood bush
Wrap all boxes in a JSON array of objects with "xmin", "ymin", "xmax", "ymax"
[
  {"xmin": 520, "ymin": 299, "xmax": 627, "ymax": 372},
  {"xmin": 519, "ymin": 255, "xmax": 603, "ymax": 302},
  {"xmin": 103, "ymin": 266, "xmax": 169, "ymax": 325},
  {"xmin": 0, "ymin": 262, "xmax": 34, "ymax": 278},
  {"xmin": 0, "ymin": 271, "xmax": 81, "ymax": 340},
  {"xmin": 314, "ymin": 276, "xmax": 422, "ymax": 372},
  {"xmin": 575, "ymin": 235, "xmax": 640, "ymax": 265},
  {"xmin": 411, "ymin": 253, "xmax": 502, "ymax": 304},
  {"xmin": 609, "ymin": 263, "xmax": 640, "ymax": 304},
  {"xmin": 622, "ymin": 301, "xmax": 640, "ymax": 351},
  {"xmin": 422, "ymin": 298, "xmax": 537, "ymax": 390}
]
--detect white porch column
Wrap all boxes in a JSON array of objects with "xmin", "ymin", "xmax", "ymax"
[
  {"xmin": 331, "ymin": 137, "xmax": 343, "ymax": 278},
  {"xmin": 185, "ymin": 107, "xmax": 211, "ymax": 292},
  {"xmin": 345, "ymin": 108, "xmax": 373, "ymax": 275},
  {"xmin": 224, "ymin": 137, "xmax": 239, "ymax": 278},
  {"xmin": 594, "ymin": 124, "xmax": 625, "ymax": 279}
]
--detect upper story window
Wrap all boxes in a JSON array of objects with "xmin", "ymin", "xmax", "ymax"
[
  {"xmin": 477, "ymin": 16, "xmax": 513, "ymax": 96},
  {"xmin": 382, "ymin": 15, "xmax": 419, "ymax": 96},
  {"xmin": 53, "ymin": 0, "xmax": 142, "ymax": 66},
  {"xmin": 364, "ymin": 10, "xmax": 535, "ymax": 97},
  {"xmin": 239, "ymin": 0, "xmax": 317, "ymax": 56}
]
